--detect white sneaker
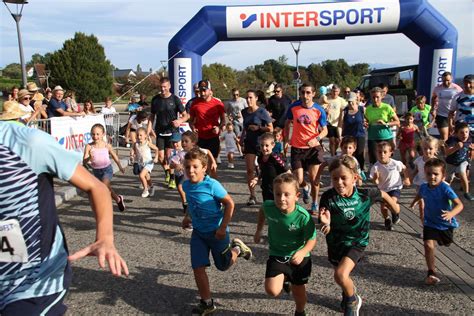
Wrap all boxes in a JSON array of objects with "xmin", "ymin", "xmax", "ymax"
[
  {"xmin": 141, "ymin": 189, "xmax": 150, "ymax": 198},
  {"xmin": 216, "ymin": 156, "xmax": 222, "ymax": 164},
  {"xmin": 149, "ymin": 185, "xmax": 155, "ymax": 197},
  {"xmin": 228, "ymin": 163, "xmax": 234, "ymax": 169}
]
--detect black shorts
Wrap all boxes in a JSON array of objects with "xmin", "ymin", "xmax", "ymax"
[
  {"xmin": 327, "ymin": 124, "xmax": 339, "ymax": 138},
  {"xmin": 291, "ymin": 147, "xmax": 323, "ymax": 170},
  {"xmin": 265, "ymin": 256, "xmax": 312, "ymax": 285},
  {"xmin": 423, "ymin": 226, "xmax": 454, "ymax": 246},
  {"xmin": 243, "ymin": 141, "xmax": 259, "ymax": 155},
  {"xmin": 156, "ymin": 135, "xmax": 172, "ymax": 150},
  {"xmin": 198, "ymin": 137, "xmax": 220, "ymax": 158},
  {"xmin": 435, "ymin": 115, "xmax": 449, "ymax": 128},
  {"xmin": 328, "ymin": 247, "xmax": 365, "ymax": 267},
  {"xmin": 2, "ymin": 290, "xmax": 67, "ymax": 316},
  {"xmin": 261, "ymin": 187, "xmax": 274, "ymax": 202}
]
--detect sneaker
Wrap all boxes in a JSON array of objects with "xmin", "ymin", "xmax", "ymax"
[
  {"xmin": 283, "ymin": 278, "xmax": 291, "ymax": 294},
  {"xmin": 247, "ymin": 196, "xmax": 257, "ymax": 206},
  {"xmin": 216, "ymin": 156, "xmax": 222, "ymax": 164},
  {"xmin": 340, "ymin": 292, "xmax": 347, "ymax": 312},
  {"xmin": 419, "ymin": 232, "xmax": 424, "ymax": 239},
  {"xmin": 384, "ymin": 217, "xmax": 392, "ymax": 230},
  {"xmin": 463, "ymin": 192, "xmax": 474, "ymax": 201},
  {"xmin": 309, "ymin": 202, "xmax": 318, "ymax": 216},
  {"xmin": 164, "ymin": 171, "xmax": 170, "ymax": 184},
  {"xmin": 344, "ymin": 295, "xmax": 362, "ymax": 316},
  {"xmin": 302, "ymin": 185, "xmax": 310, "ymax": 204},
  {"xmin": 168, "ymin": 179, "xmax": 177, "ymax": 189},
  {"xmin": 425, "ymin": 274, "xmax": 441, "ymax": 285},
  {"xmin": 141, "ymin": 189, "xmax": 150, "ymax": 198},
  {"xmin": 191, "ymin": 299, "xmax": 216, "ymax": 315},
  {"xmin": 183, "ymin": 223, "xmax": 194, "ymax": 232},
  {"xmin": 232, "ymin": 238, "xmax": 252, "ymax": 260},
  {"xmin": 392, "ymin": 212, "xmax": 400, "ymax": 225},
  {"xmin": 294, "ymin": 310, "xmax": 306, "ymax": 316},
  {"xmin": 228, "ymin": 163, "xmax": 235, "ymax": 169},
  {"xmin": 117, "ymin": 195, "xmax": 126, "ymax": 212},
  {"xmin": 149, "ymin": 185, "xmax": 155, "ymax": 197}
]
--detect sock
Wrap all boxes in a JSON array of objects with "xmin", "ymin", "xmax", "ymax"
[
  {"xmin": 202, "ymin": 298, "xmax": 213, "ymax": 306},
  {"xmin": 170, "ymin": 173, "xmax": 175, "ymax": 181},
  {"xmin": 428, "ymin": 269, "xmax": 435, "ymax": 276},
  {"xmin": 233, "ymin": 246, "xmax": 241, "ymax": 256},
  {"xmin": 346, "ymin": 295, "xmax": 356, "ymax": 303}
]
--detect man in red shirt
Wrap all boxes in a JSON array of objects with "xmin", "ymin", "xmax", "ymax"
[{"xmin": 189, "ymin": 80, "xmax": 226, "ymax": 160}]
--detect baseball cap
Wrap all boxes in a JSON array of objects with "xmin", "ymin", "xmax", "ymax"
[
  {"xmin": 347, "ymin": 92, "xmax": 357, "ymax": 102},
  {"xmin": 198, "ymin": 80, "xmax": 211, "ymax": 90},
  {"xmin": 170, "ymin": 132, "xmax": 182, "ymax": 142}
]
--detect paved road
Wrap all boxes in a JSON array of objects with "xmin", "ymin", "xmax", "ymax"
[{"xmin": 59, "ymin": 151, "xmax": 473, "ymax": 315}]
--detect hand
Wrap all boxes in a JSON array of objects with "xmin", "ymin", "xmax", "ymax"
[
  {"xmin": 441, "ymin": 210, "xmax": 454, "ymax": 223},
  {"xmin": 212, "ymin": 126, "xmax": 220, "ymax": 135},
  {"xmin": 249, "ymin": 177, "xmax": 258, "ymax": 188},
  {"xmin": 373, "ymin": 171, "xmax": 380, "ymax": 184},
  {"xmin": 320, "ymin": 224, "xmax": 330, "ymax": 235},
  {"xmin": 248, "ymin": 124, "xmax": 260, "ymax": 132},
  {"xmin": 172, "ymin": 120, "xmax": 181, "ymax": 128},
  {"xmin": 254, "ymin": 230, "xmax": 262, "ymax": 244},
  {"xmin": 182, "ymin": 216, "xmax": 192, "ymax": 229},
  {"xmin": 403, "ymin": 177, "xmax": 411, "ymax": 187},
  {"xmin": 68, "ymin": 238, "xmax": 129, "ymax": 277},
  {"xmin": 307, "ymin": 138, "xmax": 320, "ymax": 148},
  {"xmin": 210, "ymin": 161, "xmax": 217, "ymax": 173},
  {"xmin": 290, "ymin": 250, "xmax": 305, "ymax": 265},
  {"xmin": 319, "ymin": 207, "xmax": 331, "ymax": 226},
  {"xmin": 119, "ymin": 165, "xmax": 125, "ymax": 174},
  {"xmin": 377, "ymin": 119, "xmax": 386, "ymax": 125},
  {"xmin": 215, "ymin": 226, "xmax": 226, "ymax": 240},
  {"xmin": 458, "ymin": 142, "xmax": 464, "ymax": 149},
  {"xmin": 153, "ymin": 157, "xmax": 159, "ymax": 164}
]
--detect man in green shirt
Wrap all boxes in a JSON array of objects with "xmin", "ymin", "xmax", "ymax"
[{"xmin": 254, "ymin": 173, "xmax": 316, "ymax": 316}]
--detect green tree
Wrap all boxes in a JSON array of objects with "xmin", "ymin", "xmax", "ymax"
[
  {"xmin": 48, "ymin": 32, "xmax": 113, "ymax": 102},
  {"xmin": 2, "ymin": 63, "xmax": 21, "ymax": 79},
  {"xmin": 202, "ymin": 63, "xmax": 238, "ymax": 98},
  {"xmin": 27, "ymin": 53, "xmax": 47, "ymax": 67}
]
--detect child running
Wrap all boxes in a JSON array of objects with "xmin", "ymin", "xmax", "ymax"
[
  {"xmin": 132, "ymin": 127, "xmax": 159, "ymax": 198},
  {"xmin": 370, "ymin": 141, "xmax": 410, "ymax": 230},
  {"xmin": 181, "ymin": 148, "xmax": 252, "ymax": 315},
  {"xmin": 411, "ymin": 136, "xmax": 439, "ymax": 231},
  {"xmin": 319, "ymin": 155, "xmax": 400, "ymax": 315},
  {"xmin": 220, "ymin": 122, "xmax": 239, "ymax": 169},
  {"xmin": 250, "ymin": 132, "xmax": 290, "ymax": 202},
  {"xmin": 83, "ymin": 123, "xmax": 126, "ymax": 211},
  {"xmin": 397, "ymin": 112, "xmax": 420, "ymax": 169},
  {"xmin": 254, "ymin": 173, "xmax": 316, "ymax": 316},
  {"xmin": 181, "ymin": 131, "xmax": 217, "ymax": 177},
  {"xmin": 444, "ymin": 122, "xmax": 474, "ymax": 201},
  {"xmin": 168, "ymin": 132, "xmax": 187, "ymax": 213},
  {"xmin": 410, "ymin": 158, "xmax": 464, "ymax": 284},
  {"xmin": 272, "ymin": 127, "xmax": 287, "ymax": 158}
]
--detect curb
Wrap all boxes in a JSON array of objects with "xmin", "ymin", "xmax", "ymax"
[{"xmin": 55, "ymin": 158, "xmax": 129, "ymax": 207}]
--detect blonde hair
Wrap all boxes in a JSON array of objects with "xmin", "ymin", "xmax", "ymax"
[
  {"xmin": 273, "ymin": 173, "xmax": 299, "ymax": 193},
  {"xmin": 328, "ymin": 155, "xmax": 358, "ymax": 175},
  {"xmin": 421, "ymin": 136, "xmax": 439, "ymax": 151}
]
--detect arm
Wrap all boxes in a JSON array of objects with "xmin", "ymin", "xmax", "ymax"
[
  {"xmin": 260, "ymin": 122, "xmax": 273, "ymax": 133},
  {"xmin": 402, "ymin": 166, "xmax": 411, "ymax": 186},
  {"xmin": 338, "ymin": 111, "xmax": 344, "ymax": 130},
  {"xmin": 55, "ymin": 107, "xmax": 85, "ymax": 117},
  {"xmin": 442, "ymin": 197, "xmax": 463, "ymax": 223},
  {"xmin": 291, "ymin": 238, "xmax": 317, "ymax": 265},
  {"xmin": 67, "ymin": 165, "xmax": 129, "ymax": 276},
  {"xmin": 381, "ymin": 191, "xmax": 400, "ymax": 214},
  {"xmin": 149, "ymin": 142, "xmax": 160, "ymax": 163},
  {"xmin": 254, "ymin": 207, "xmax": 266, "ymax": 243},
  {"xmin": 206, "ymin": 149, "xmax": 217, "ymax": 173},
  {"xmin": 284, "ymin": 119, "xmax": 291, "ymax": 143},
  {"xmin": 146, "ymin": 113, "xmax": 155, "ymax": 136},
  {"xmin": 124, "ymin": 122, "xmax": 132, "ymax": 144},
  {"xmin": 444, "ymin": 141, "xmax": 462, "ymax": 156},
  {"xmin": 172, "ymin": 111, "xmax": 189, "ymax": 127},
  {"xmin": 82, "ymin": 144, "xmax": 92, "ymax": 166},
  {"xmin": 410, "ymin": 192, "xmax": 423, "ymax": 209},
  {"xmin": 215, "ymin": 194, "xmax": 235, "ymax": 240},
  {"xmin": 388, "ymin": 112, "xmax": 400, "ymax": 127},
  {"xmin": 108, "ymin": 144, "xmax": 125, "ymax": 174}
]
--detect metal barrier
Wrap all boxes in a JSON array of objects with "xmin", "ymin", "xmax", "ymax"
[{"xmin": 26, "ymin": 113, "xmax": 122, "ymax": 148}]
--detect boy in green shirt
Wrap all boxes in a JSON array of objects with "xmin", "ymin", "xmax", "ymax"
[
  {"xmin": 319, "ymin": 155, "xmax": 400, "ymax": 316},
  {"xmin": 254, "ymin": 173, "xmax": 316, "ymax": 316}
]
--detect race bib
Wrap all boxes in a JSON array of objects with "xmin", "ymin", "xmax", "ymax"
[{"xmin": 0, "ymin": 219, "xmax": 28, "ymax": 263}]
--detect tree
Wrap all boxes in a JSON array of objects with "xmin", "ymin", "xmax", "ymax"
[
  {"xmin": 2, "ymin": 63, "xmax": 21, "ymax": 79},
  {"xmin": 48, "ymin": 32, "xmax": 113, "ymax": 102},
  {"xmin": 27, "ymin": 53, "xmax": 47, "ymax": 67},
  {"xmin": 202, "ymin": 63, "xmax": 238, "ymax": 98}
]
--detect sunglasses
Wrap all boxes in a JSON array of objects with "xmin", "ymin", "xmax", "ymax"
[
  {"xmin": 22, "ymin": 97, "xmax": 31, "ymax": 100},
  {"xmin": 274, "ymin": 90, "xmax": 282, "ymax": 93},
  {"xmin": 233, "ymin": 94, "xmax": 239, "ymax": 97},
  {"xmin": 302, "ymin": 91, "xmax": 313, "ymax": 95}
]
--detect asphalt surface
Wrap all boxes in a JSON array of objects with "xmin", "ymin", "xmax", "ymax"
[{"xmin": 58, "ymin": 149, "xmax": 473, "ymax": 315}]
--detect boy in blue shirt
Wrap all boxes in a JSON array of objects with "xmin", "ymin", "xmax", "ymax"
[
  {"xmin": 182, "ymin": 148, "xmax": 252, "ymax": 315},
  {"xmin": 410, "ymin": 158, "xmax": 464, "ymax": 285}
]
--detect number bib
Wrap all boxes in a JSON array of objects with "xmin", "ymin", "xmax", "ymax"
[{"xmin": 0, "ymin": 219, "xmax": 28, "ymax": 263}]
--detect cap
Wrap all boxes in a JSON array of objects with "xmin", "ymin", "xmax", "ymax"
[
  {"xmin": 319, "ymin": 86, "xmax": 327, "ymax": 95},
  {"xmin": 347, "ymin": 92, "xmax": 357, "ymax": 102},
  {"xmin": 53, "ymin": 85, "xmax": 64, "ymax": 92},
  {"xmin": 170, "ymin": 132, "xmax": 182, "ymax": 142},
  {"xmin": 198, "ymin": 80, "xmax": 211, "ymax": 90}
]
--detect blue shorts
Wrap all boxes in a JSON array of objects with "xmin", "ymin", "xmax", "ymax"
[
  {"xmin": 386, "ymin": 189, "xmax": 401, "ymax": 199},
  {"xmin": 2, "ymin": 290, "xmax": 67, "ymax": 316},
  {"xmin": 190, "ymin": 229, "xmax": 232, "ymax": 271},
  {"xmin": 92, "ymin": 164, "xmax": 113, "ymax": 181}
]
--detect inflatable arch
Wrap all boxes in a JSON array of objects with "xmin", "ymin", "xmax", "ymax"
[{"xmin": 169, "ymin": 0, "xmax": 457, "ymax": 104}]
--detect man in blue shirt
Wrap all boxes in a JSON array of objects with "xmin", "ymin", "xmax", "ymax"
[{"xmin": 47, "ymin": 86, "xmax": 84, "ymax": 118}]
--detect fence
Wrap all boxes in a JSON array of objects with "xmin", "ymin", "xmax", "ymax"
[{"xmin": 26, "ymin": 113, "xmax": 122, "ymax": 149}]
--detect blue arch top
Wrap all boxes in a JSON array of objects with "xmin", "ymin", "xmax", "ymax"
[{"xmin": 169, "ymin": 0, "xmax": 457, "ymax": 104}]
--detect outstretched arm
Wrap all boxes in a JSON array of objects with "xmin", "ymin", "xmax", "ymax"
[{"xmin": 67, "ymin": 165, "xmax": 129, "ymax": 276}]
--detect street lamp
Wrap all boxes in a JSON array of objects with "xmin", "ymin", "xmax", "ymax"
[
  {"xmin": 3, "ymin": 0, "xmax": 28, "ymax": 89},
  {"xmin": 290, "ymin": 41, "xmax": 301, "ymax": 100}
]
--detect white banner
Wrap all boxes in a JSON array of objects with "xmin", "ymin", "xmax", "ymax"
[
  {"xmin": 227, "ymin": 0, "xmax": 400, "ymax": 38},
  {"xmin": 174, "ymin": 58, "xmax": 192, "ymax": 105},
  {"xmin": 430, "ymin": 48, "xmax": 454, "ymax": 93},
  {"xmin": 50, "ymin": 115, "xmax": 106, "ymax": 152}
]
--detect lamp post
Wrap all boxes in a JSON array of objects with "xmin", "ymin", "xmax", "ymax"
[
  {"xmin": 290, "ymin": 41, "xmax": 301, "ymax": 100},
  {"xmin": 3, "ymin": 0, "xmax": 28, "ymax": 88}
]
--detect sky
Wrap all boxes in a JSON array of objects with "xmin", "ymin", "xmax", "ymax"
[{"xmin": 1, "ymin": 0, "xmax": 473, "ymax": 76}]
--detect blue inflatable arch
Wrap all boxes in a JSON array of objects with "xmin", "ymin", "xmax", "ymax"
[{"xmin": 169, "ymin": 0, "xmax": 457, "ymax": 104}]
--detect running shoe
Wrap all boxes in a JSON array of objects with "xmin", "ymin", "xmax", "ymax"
[
  {"xmin": 228, "ymin": 163, "xmax": 235, "ymax": 169},
  {"xmin": 344, "ymin": 294, "xmax": 362, "ymax": 316},
  {"xmin": 183, "ymin": 223, "xmax": 194, "ymax": 232},
  {"xmin": 384, "ymin": 217, "xmax": 392, "ymax": 230},
  {"xmin": 191, "ymin": 299, "xmax": 216, "ymax": 315},
  {"xmin": 294, "ymin": 310, "xmax": 306, "ymax": 316},
  {"xmin": 216, "ymin": 156, "xmax": 222, "ymax": 164},
  {"xmin": 149, "ymin": 185, "xmax": 155, "ymax": 197},
  {"xmin": 392, "ymin": 212, "xmax": 400, "ymax": 225},
  {"xmin": 309, "ymin": 202, "xmax": 318, "ymax": 216},
  {"xmin": 247, "ymin": 196, "xmax": 257, "ymax": 206},
  {"xmin": 164, "ymin": 171, "xmax": 170, "ymax": 184},
  {"xmin": 168, "ymin": 179, "xmax": 177, "ymax": 189},
  {"xmin": 283, "ymin": 279, "xmax": 291, "ymax": 294},
  {"xmin": 232, "ymin": 238, "xmax": 252, "ymax": 260},
  {"xmin": 117, "ymin": 195, "xmax": 126, "ymax": 212},
  {"xmin": 302, "ymin": 185, "xmax": 311, "ymax": 204},
  {"xmin": 141, "ymin": 189, "xmax": 150, "ymax": 198},
  {"xmin": 463, "ymin": 192, "xmax": 474, "ymax": 201},
  {"xmin": 425, "ymin": 274, "xmax": 441, "ymax": 285}
]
